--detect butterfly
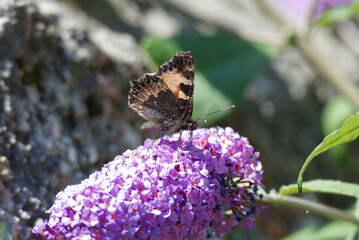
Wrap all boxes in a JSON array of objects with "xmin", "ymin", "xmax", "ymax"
[{"xmin": 128, "ymin": 51, "xmax": 198, "ymax": 141}]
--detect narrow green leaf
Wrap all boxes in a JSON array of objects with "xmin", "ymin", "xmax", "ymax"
[
  {"xmin": 297, "ymin": 112, "xmax": 359, "ymax": 192},
  {"xmin": 321, "ymin": 96, "xmax": 355, "ymax": 166},
  {"xmin": 322, "ymin": 96, "xmax": 356, "ymax": 136},
  {"xmin": 281, "ymin": 180, "xmax": 359, "ymax": 198}
]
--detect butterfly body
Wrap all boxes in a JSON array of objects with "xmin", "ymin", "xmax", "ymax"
[{"xmin": 128, "ymin": 51, "xmax": 198, "ymax": 133}]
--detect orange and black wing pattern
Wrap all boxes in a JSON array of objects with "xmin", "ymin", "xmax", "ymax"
[{"xmin": 128, "ymin": 51, "xmax": 195, "ymax": 132}]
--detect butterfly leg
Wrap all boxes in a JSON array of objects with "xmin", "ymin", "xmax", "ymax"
[
  {"xmin": 159, "ymin": 131, "xmax": 166, "ymax": 144},
  {"xmin": 147, "ymin": 129, "xmax": 162, "ymax": 149},
  {"xmin": 153, "ymin": 129, "xmax": 162, "ymax": 141},
  {"xmin": 176, "ymin": 129, "xmax": 183, "ymax": 149},
  {"xmin": 189, "ymin": 129, "xmax": 194, "ymax": 146},
  {"xmin": 182, "ymin": 130, "xmax": 194, "ymax": 151}
]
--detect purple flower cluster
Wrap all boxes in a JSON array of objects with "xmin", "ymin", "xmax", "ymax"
[{"xmin": 33, "ymin": 127, "xmax": 265, "ymax": 240}]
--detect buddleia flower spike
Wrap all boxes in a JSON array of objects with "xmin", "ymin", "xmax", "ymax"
[{"xmin": 33, "ymin": 127, "xmax": 266, "ymax": 239}]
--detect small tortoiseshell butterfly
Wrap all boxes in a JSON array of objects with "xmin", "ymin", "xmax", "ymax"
[{"xmin": 128, "ymin": 51, "xmax": 198, "ymax": 136}]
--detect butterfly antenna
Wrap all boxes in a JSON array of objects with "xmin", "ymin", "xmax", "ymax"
[{"xmin": 195, "ymin": 105, "xmax": 235, "ymax": 122}]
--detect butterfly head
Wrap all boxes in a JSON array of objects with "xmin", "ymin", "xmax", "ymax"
[{"xmin": 179, "ymin": 119, "xmax": 199, "ymax": 131}]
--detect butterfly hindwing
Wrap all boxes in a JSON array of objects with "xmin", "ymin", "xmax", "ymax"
[{"xmin": 129, "ymin": 74, "xmax": 182, "ymax": 131}]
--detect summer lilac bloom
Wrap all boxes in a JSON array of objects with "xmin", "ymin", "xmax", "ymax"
[{"xmin": 33, "ymin": 127, "xmax": 265, "ymax": 240}]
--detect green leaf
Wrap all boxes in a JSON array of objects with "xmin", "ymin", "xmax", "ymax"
[
  {"xmin": 281, "ymin": 180, "xmax": 359, "ymax": 198},
  {"xmin": 141, "ymin": 34, "xmax": 273, "ymax": 125},
  {"xmin": 297, "ymin": 112, "xmax": 359, "ymax": 192},
  {"xmin": 192, "ymin": 72, "xmax": 232, "ymax": 126},
  {"xmin": 315, "ymin": 2, "xmax": 359, "ymax": 26},
  {"xmin": 282, "ymin": 221, "xmax": 358, "ymax": 240},
  {"xmin": 322, "ymin": 96, "xmax": 356, "ymax": 136},
  {"xmin": 321, "ymin": 96, "xmax": 355, "ymax": 165}
]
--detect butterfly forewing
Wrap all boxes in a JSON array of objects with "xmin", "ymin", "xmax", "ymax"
[{"xmin": 128, "ymin": 51, "xmax": 196, "ymax": 132}]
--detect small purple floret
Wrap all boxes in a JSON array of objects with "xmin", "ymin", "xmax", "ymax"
[{"xmin": 33, "ymin": 127, "xmax": 265, "ymax": 239}]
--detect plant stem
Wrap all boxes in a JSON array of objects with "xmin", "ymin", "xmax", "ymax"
[{"xmin": 259, "ymin": 193, "xmax": 359, "ymax": 226}]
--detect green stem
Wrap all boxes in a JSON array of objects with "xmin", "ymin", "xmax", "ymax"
[{"xmin": 259, "ymin": 193, "xmax": 359, "ymax": 226}]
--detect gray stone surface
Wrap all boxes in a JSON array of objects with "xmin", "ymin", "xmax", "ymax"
[{"xmin": 0, "ymin": 1, "xmax": 142, "ymax": 238}]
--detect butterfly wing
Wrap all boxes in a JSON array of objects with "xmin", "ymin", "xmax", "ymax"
[
  {"xmin": 128, "ymin": 51, "xmax": 195, "ymax": 132},
  {"xmin": 128, "ymin": 74, "xmax": 181, "ymax": 132},
  {"xmin": 155, "ymin": 51, "xmax": 195, "ymax": 122}
]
